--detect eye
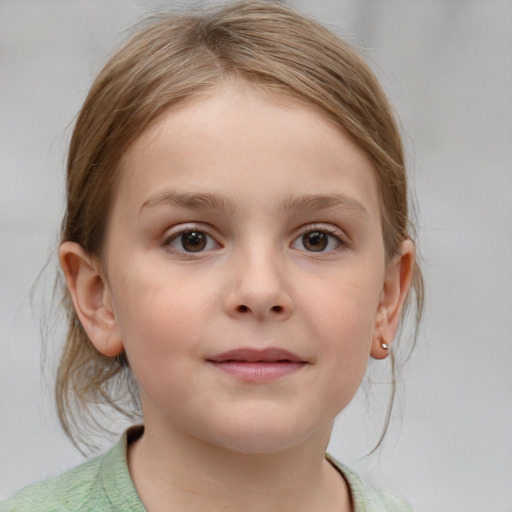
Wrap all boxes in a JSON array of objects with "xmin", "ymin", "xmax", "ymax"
[
  {"xmin": 164, "ymin": 229, "xmax": 219, "ymax": 253},
  {"xmin": 292, "ymin": 228, "xmax": 343, "ymax": 253}
]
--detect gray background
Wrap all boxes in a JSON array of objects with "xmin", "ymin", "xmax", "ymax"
[{"xmin": 1, "ymin": 1, "xmax": 511, "ymax": 510}]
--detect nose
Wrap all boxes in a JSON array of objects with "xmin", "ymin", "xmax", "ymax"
[{"xmin": 224, "ymin": 251, "xmax": 293, "ymax": 321}]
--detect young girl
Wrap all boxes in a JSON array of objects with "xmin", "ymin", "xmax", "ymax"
[{"xmin": 1, "ymin": 2, "xmax": 423, "ymax": 510}]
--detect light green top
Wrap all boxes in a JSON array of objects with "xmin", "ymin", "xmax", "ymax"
[{"xmin": 0, "ymin": 427, "xmax": 412, "ymax": 512}]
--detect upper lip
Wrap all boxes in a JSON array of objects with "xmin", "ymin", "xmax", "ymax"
[{"xmin": 208, "ymin": 348, "xmax": 305, "ymax": 363}]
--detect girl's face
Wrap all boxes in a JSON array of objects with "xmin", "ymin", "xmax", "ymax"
[{"xmin": 90, "ymin": 85, "xmax": 409, "ymax": 453}]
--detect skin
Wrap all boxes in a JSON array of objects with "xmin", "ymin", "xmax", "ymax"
[{"xmin": 60, "ymin": 83, "xmax": 414, "ymax": 512}]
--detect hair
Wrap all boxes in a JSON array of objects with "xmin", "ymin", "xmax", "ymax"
[{"xmin": 56, "ymin": 0, "xmax": 424, "ymax": 452}]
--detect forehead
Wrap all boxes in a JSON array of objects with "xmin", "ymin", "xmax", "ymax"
[{"xmin": 115, "ymin": 84, "xmax": 380, "ymax": 220}]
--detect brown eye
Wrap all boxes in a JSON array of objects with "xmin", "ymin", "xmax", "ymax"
[
  {"xmin": 165, "ymin": 227, "xmax": 220, "ymax": 255},
  {"xmin": 292, "ymin": 228, "xmax": 343, "ymax": 253},
  {"xmin": 180, "ymin": 231, "xmax": 207, "ymax": 252},
  {"xmin": 302, "ymin": 231, "xmax": 328, "ymax": 252},
  {"xmin": 165, "ymin": 229, "xmax": 219, "ymax": 254}
]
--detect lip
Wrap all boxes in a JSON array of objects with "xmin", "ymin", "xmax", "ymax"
[{"xmin": 207, "ymin": 348, "xmax": 307, "ymax": 382}]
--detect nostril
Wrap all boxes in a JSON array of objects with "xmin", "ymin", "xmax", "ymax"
[{"xmin": 234, "ymin": 304, "xmax": 287, "ymax": 315}]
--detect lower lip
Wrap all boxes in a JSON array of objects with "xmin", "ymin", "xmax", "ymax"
[{"xmin": 209, "ymin": 361, "xmax": 306, "ymax": 382}]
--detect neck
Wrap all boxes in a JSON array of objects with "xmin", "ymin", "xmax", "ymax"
[{"xmin": 127, "ymin": 422, "xmax": 351, "ymax": 512}]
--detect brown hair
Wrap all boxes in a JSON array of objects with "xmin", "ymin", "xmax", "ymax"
[{"xmin": 57, "ymin": 0, "xmax": 424, "ymax": 451}]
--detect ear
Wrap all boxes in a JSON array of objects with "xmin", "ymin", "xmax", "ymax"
[
  {"xmin": 371, "ymin": 239, "xmax": 415, "ymax": 360},
  {"xmin": 59, "ymin": 241, "xmax": 124, "ymax": 357}
]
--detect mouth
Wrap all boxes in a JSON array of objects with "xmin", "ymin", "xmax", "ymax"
[{"xmin": 207, "ymin": 348, "xmax": 308, "ymax": 382}]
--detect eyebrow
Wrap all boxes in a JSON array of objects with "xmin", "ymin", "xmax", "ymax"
[
  {"xmin": 280, "ymin": 193, "xmax": 369, "ymax": 218},
  {"xmin": 140, "ymin": 190, "xmax": 368, "ymax": 218},
  {"xmin": 140, "ymin": 191, "xmax": 237, "ymax": 215}
]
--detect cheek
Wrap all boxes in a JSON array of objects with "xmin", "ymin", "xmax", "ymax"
[
  {"xmin": 113, "ymin": 283, "xmax": 205, "ymax": 411},
  {"xmin": 303, "ymin": 268, "xmax": 382, "ymax": 344},
  {"xmin": 308, "ymin": 300, "xmax": 374, "ymax": 419},
  {"xmin": 110, "ymin": 257, "xmax": 205, "ymax": 356},
  {"xmin": 299, "ymin": 269, "xmax": 382, "ymax": 393}
]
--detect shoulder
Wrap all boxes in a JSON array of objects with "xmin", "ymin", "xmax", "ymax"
[
  {"xmin": 0, "ymin": 454, "xmax": 106, "ymax": 512},
  {"xmin": 326, "ymin": 454, "xmax": 413, "ymax": 512},
  {"xmin": 0, "ymin": 428, "xmax": 145, "ymax": 512}
]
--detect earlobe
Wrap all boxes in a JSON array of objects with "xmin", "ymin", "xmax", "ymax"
[
  {"xmin": 59, "ymin": 241, "xmax": 124, "ymax": 357},
  {"xmin": 371, "ymin": 239, "xmax": 415, "ymax": 359}
]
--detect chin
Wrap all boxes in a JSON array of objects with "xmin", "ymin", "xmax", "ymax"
[
  {"xmin": 202, "ymin": 416, "xmax": 321, "ymax": 456},
  {"xmin": 216, "ymin": 433, "xmax": 301, "ymax": 455}
]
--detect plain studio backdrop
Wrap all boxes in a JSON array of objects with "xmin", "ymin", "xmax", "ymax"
[{"xmin": 1, "ymin": 1, "xmax": 511, "ymax": 510}]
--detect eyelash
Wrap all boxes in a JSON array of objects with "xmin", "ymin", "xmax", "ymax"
[
  {"xmin": 162, "ymin": 225, "xmax": 219, "ymax": 255},
  {"xmin": 291, "ymin": 225, "xmax": 348, "ymax": 254},
  {"xmin": 161, "ymin": 224, "xmax": 348, "ymax": 255}
]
